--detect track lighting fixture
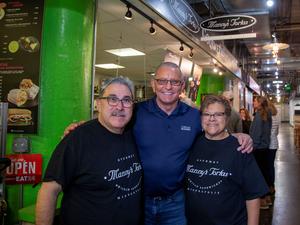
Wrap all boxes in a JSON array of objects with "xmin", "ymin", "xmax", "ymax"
[
  {"xmin": 188, "ymin": 48, "xmax": 193, "ymax": 58},
  {"xmin": 149, "ymin": 20, "xmax": 156, "ymax": 35},
  {"xmin": 179, "ymin": 43, "xmax": 184, "ymax": 52},
  {"xmin": 124, "ymin": 5, "xmax": 133, "ymax": 20}
]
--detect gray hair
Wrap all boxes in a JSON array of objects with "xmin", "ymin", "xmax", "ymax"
[
  {"xmin": 155, "ymin": 62, "xmax": 183, "ymax": 79},
  {"xmin": 99, "ymin": 76, "xmax": 134, "ymax": 98}
]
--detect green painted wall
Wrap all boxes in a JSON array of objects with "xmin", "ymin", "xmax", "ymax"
[
  {"xmin": 196, "ymin": 73, "xmax": 225, "ymax": 105},
  {"xmin": 5, "ymin": 0, "xmax": 96, "ymax": 223}
]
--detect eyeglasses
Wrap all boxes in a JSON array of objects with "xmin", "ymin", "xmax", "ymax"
[
  {"xmin": 98, "ymin": 95, "xmax": 134, "ymax": 108},
  {"xmin": 155, "ymin": 79, "xmax": 182, "ymax": 86},
  {"xmin": 202, "ymin": 112, "xmax": 225, "ymax": 119}
]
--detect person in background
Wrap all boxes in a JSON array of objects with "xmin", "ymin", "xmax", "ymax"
[
  {"xmin": 186, "ymin": 95, "xmax": 268, "ymax": 225},
  {"xmin": 64, "ymin": 62, "xmax": 253, "ymax": 225},
  {"xmin": 249, "ymin": 96, "xmax": 272, "ymax": 209},
  {"xmin": 222, "ymin": 91, "xmax": 243, "ymax": 133},
  {"xmin": 36, "ymin": 77, "xmax": 143, "ymax": 225},
  {"xmin": 268, "ymin": 101, "xmax": 280, "ymax": 196},
  {"xmin": 179, "ymin": 89, "xmax": 199, "ymax": 109},
  {"xmin": 240, "ymin": 108, "xmax": 252, "ymax": 134}
]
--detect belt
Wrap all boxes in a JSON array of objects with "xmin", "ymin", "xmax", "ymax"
[{"xmin": 147, "ymin": 189, "xmax": 183, "ymax": 201}]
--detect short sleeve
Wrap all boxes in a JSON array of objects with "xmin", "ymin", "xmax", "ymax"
[
  {"xmin": 43, "ymin": 135, "xmax": 79, "ymax": 191},
  {"xmin": 241, "ymin": 153, "xmax": 269, "ymax": 200}
]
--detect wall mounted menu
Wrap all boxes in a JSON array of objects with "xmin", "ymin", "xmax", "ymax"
[{"xmin": 0, "ymin": 1, "xmax": 44, "ymax": 133}]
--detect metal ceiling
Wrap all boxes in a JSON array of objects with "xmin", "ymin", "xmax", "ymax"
[{"xmin": 187, "ymin": 0, "xmax": 300, "ymax": 98}]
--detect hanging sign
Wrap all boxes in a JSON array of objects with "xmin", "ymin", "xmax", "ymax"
[
  {"xmin": 5, "ymin": 154, "xmax": 42, "ymax": 184},
  {"xmin": 200, "ymin": 15, "xmax": 257, "ymax": 32}
]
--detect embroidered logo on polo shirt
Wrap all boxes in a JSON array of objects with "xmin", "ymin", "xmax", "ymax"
[{"xmin": 181, "ymin": 125, "xmax": 191, "ymax": 131}]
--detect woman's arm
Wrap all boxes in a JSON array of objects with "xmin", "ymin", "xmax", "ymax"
[{"xmin": 246, "ymin": 198, "xmax": 260, "ymax": 225}]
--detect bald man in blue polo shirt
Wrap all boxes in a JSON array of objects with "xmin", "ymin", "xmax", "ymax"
[{"xmin": 134, "ymin": 62, "xmax": 252, "ymax": 225}]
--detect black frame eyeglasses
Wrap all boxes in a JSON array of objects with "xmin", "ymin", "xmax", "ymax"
[
  {"xmin": 154, "ymin": 79, "xmax": 182, "ymax": 86},
  {"xmin": 98, "ymin": 95, "xmax": 134, "ymax": 108},
  {"xmin": 202, "ymin": 112, "xmax": 225, "ymax": 119}
]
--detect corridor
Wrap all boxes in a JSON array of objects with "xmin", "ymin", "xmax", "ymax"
[{"xmin": 260, "ymin": 123, "xmax": 300, "ymax": 225}]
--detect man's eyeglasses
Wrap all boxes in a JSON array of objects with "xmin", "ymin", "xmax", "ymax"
[
  {"xmin": 155, "ymin": 79, "xmax": 182, "ymax": 86},
  {"xmin": 202, "ymin": 112, "xmax": 225, "ymax": 119},
  {"xmin": 98, "ymin": 95, "xmax": 134, "ymax": 108}
]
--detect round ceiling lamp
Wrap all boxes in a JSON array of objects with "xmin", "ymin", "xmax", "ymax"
[{"xmin": 263, "ymin": 43, "xmax": 289, "ymax": 58}]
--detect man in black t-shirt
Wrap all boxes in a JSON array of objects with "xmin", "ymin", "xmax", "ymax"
[{"xmin": 35, "ymin": 77, "xmax": 143, "ymax": 225}]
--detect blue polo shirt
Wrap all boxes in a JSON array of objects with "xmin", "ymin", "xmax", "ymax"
[{"xmin": 133, "ymin": 97, "xmax": 202, "ymax": 196}]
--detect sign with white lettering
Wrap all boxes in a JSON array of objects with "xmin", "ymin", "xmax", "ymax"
[
  {"xmin": 5, "ymin": 154, "xmax": 42, "ymax": 184},
  {"xmin": 200, "ymin": 15, "xmax": 257, "ymax": 32}
]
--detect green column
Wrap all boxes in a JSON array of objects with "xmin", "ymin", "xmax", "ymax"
[
  {"xmin": 6, "ymin": 0, "xmax": 96, "ymax": 223},
  {"xmin": 196, "ymin": 73, "xmax": 225, "ymax": 105}
]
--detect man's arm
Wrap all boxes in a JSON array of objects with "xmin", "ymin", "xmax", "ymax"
[
  {"xmin": 231, "ymin": 133, "xmax": 253, "ymax": 153},
  {"xmin": 246, "ymin": 198, "xmax": 260, "ymax": 225},
  {"xmin": 36, "ymin": 181, "xmax": 62, "ymax": 225}
]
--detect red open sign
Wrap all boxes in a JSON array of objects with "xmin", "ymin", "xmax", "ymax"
[{"xmin": 5, "ymin": 154, "xmax": 42, "ymax": 184}]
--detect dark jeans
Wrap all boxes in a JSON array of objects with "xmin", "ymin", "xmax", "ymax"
[
  {"xmin": 254, "ymin": 148, "xmax": 272, "ymax": 188},
  {"xmin": 145, "ymin": 189, "xmax": 186, "ymax": 225},
  {"xmin": 267, "ymin": 149, "xmax": 277, "ymax": 187}
]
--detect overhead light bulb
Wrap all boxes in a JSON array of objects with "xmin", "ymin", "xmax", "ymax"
[
  {"xmin": 179, "ymin": 43, "xmax": 184, "ymax": 52},
  {"xmin": 149, "ymin": 20, "xmax": 156, "ymax": 35},
  {"xmin": 218, "ymin": 71, "xmax": 223, "ymax": 76},
  {"xmin": 213, "ymin": 67, "xmax": 218, "ymax": 73},
  {"xmin": 275, "ymin": 71, "xmax": 279, "ymax": 76},
  {"xmin": 266, "ymin": 0, "xmax": 274, "ymax": 7},
  {"xmin": 124, "ymin": 5, "xmax": 133, "ymax": 20}
]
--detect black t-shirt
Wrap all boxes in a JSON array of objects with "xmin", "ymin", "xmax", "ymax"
[
  {"xmin": 44, "ymin": 119, "xmax": 143, "ymax": 225},
  {"xmin": 185, "ymin": 135, "xmax": 268, "ymax": 225}
]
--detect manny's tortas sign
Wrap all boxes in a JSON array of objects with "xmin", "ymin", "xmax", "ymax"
[{"xmin": 200, "ymin": 15, "xmax": 257, "ymax": 32}]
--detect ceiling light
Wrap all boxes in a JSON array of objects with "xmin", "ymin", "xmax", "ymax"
[
  {"xmin": 263, "ymin": 42, "xmax": 289, "ymax": 58},
  {"xmin": 266, "ymin": 0, "xmax": 274, "ymax": 7},
  {"xmin": 149, "ymin": 20, "xmax": 156, "ymax": 35},
  {"xmin": 267, "ymin": 84, "xmax": 270, "ymax": 88},
  {"xmin": 218, "ymin": 71, "xmax": 223, "ymax": 76},
  {"xmin": 124, "ymin": 5, "xmax": 133, "ymax": 20},
  {"xmin": 95, "ymin": 64, "xmax": 125, "ymax": 69},
  {"xmin": 179, "ymin": 43, "xmax": 184, "ymax": 52},
  {"xmin": 276, "ymin": 76, "xmax": 278, "ymax": 79},
  {"xmin": 105, "ymin": 48, "xmax": 145, "ymax": 57},
  {"xmin": 213, "ymin": 67, "xmax": 218, "ymax": 73},
  {"xmin": 277, "ymin": 59, "xmax": 281, "ymax": 64},
  {"xmin": 275, "ymin": 71, "xmax": 279, "ymax": 75},
  {"xmin": 188, "ymin": 48, "xmax": 193, "ymax": 58}
]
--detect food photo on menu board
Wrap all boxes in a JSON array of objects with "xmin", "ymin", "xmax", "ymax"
[{"xmin": 6, "ymin": 79, "xmax": 39, "ymax": 129}]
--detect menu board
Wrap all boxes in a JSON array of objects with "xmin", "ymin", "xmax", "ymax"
[{"xmin": 0, "ymin": 1, "xmax": 44, "ymax": 133}]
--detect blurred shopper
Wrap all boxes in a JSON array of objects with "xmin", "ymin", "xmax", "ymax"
[
  {"xmin": 222, "ymin": 91, "xmax": 243, "ymax": 133},
  {"xmin": 249, "ymin": 96, "xmax": 272, "ymax": 209},
  {"xmin": 186, "ymin": 95, "xmax": 268, "ymax": 225},
  {"xmin": 240, "ymin": 108, "xmax": 252, "ymax": 134},
  {"xmin": 268, "ymin": 101, "xmax": 280, "ymax": 195},
  {"xmin": 36, "ymin": 77, "xmax": 143, "ymax": 225}
]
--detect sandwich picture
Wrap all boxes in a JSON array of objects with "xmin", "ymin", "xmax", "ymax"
[{"xmin": 8, "ymin": 108, "xmax": 32, "ymax": 126}]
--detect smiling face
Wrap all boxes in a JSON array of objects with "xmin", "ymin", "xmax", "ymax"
[
  {"xmin": 201, "ymin": 102, "xmax": 229, "ymax": 140},
  {"xmin": 97, "ymin": 83, "xmax": 133, "ymax": 134},
  {"xmin": 151, "ymin": 64, "xmax": 185, "ymax": 114}
]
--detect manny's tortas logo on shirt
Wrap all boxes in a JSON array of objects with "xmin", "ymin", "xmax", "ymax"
[
  {"xmin": 186, "ymin": 158, "xmax": 232, "ymax": 195},
  {"xmin": 103, "ymin": 154, "xmax": 142, "ymax": 200}
]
